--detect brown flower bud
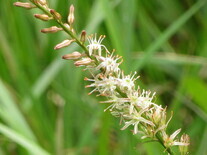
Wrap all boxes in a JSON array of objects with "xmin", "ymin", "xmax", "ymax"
[
  {"xmin": 41, "ymin": 26, "xmax": 62, "ymax": 33},
  {"xmin": 54, "ymin": 39, "xmax": 75, "ymax": 50},
  {"xmin": 50, "ymin": 9, "xmax": 61, "ymax": 20},
  {"xmin": 34, "ymin": 14, "xmax": 52, "ymax": 21},
  {"xmin": 74, "ymin": 58, "xmax": 92, "ymax": 67},
  {"xmin": 80, "ymin": 30, "xmax": 86, "ymax": 43},
  {"xmin": 67, "ymin": 5, "xmax": 75, "ymax": 25},
  {"xmin": 13, "ymin": 2, "xmax": 36, "ymax": 9},
  {"xmin": 62, "ymin": 52, "xmax": 82, "ymax": 60}
]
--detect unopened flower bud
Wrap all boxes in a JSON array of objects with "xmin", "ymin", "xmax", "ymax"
[
  {"xmin": 41, "ymin": 26, "xmax": 62, "ymax": 33},
  {"xmin": 179, "ymin": 134, "xmax": 190, "ymax": 154},
  {"xmin": 80, "ymin": 30, "xmax": 86, "ymax": 43},
  {"xmin": 38, "ymin": 0, "xmax": 47, "ymax": 5},
  {"xmin": 50, "ymin": 9, "xmax": 61, "ymax": 20},
  {"xmin": 68, "ymin": 5, "xmax": 75, "ymax": 25},
  {"xmin": 34, "ymin": 14, "xmax": 52, "ymax": 21},
  {"xmin": 152, "ymin": 108, "xmax": 163, "ymax": 125},
  {"xmin": 13, "ymin": 2, "xmax": 36, "ymax": 9},
  {"xmin": 64, "ymin": 23, "xmax": 70, "ymax": 29},
  {"xmin": 74, "ymin": 58, "xmax": 92, "ymax": 67},
  {"xmin": 54, "ymin": 39, "xmax": 75, "ymax": 50},
  {"xmin": 62, "ymin": 52, "xmax": 82, "ymax": 60}
]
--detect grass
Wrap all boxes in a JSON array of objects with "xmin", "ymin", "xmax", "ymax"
[{"xmin": 0, "ymin": 0, "xmax": 207, "ymax": 154}]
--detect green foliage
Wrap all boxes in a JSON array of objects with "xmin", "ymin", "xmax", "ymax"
[{"xmin": 0, "ymin": 0, "xmax": 207, "ymax": 154}]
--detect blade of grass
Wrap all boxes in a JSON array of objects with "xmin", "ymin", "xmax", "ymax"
[
  {"xmin": 0, "ymin": 123, "xmax": 49, "ymax": 155},
  {"xmin": 0, "ymin": 79, "xmax": 36, "ymax": 141},
  {"xmin": 132, "ymin": 52, "xmax": 207, "ymax": 66},
  {"xmin": 0, "ymin": 23, "xmax": 18, "ymax": 78},
  {"xmin": 75, "ymin": 108, "xmax": 102, "ymax": 154},
  {"xmin": 120, "ymin": 0, "xmax": 136, "ymax": 59},
  {"xmin": 100, "ymin": 0, "xmax": 127, "ymax": 71},
  {"xmin": 132, "ymin": 0, "xmax": 207, "ymax": 71},
  {"xmin": 136, "ymin": 2, "xmax": 174, "ymax": 52},
  {"xmin": 182, "ymin": 77, "xmax": 207, "ymax": 113},
  {"xmin": 196, "ymin": 126, "xmax": 207, "ymax": 154}
]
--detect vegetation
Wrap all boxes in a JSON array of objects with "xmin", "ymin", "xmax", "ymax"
[{"xmin": 0, "ymin": 0, "xmax": 207, "ymax": 154}]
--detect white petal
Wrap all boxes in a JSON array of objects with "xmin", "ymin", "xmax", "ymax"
[
  {"xmin": 170, "ymin": 128, "xmax": 181, "ymax": 140},
  {"xmin": 173, "ymin": 141, "xmax": 189, "ymax": 146}
]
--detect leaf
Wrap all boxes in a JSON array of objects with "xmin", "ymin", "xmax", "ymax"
[
  {"xmin": 0, "ymin": 79, "xmax": 36, "ymax": 141},
  {"xmin": 132, "ymin": 0, "xmax": 207, "ymax": 71},
  {"xmin": 0, "ymin": 123, "xmax": 49, "ymax": 155}
]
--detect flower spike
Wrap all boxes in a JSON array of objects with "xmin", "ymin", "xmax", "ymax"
[{"xmin": 14, "ymin": 1, "xmax": 190, "ymax": 154}]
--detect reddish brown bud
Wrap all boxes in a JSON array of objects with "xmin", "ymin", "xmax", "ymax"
[
  {"xmin": 67, "ymin": 5, "xmax": 75, "ymax": 25},
  {"xmin": 50, "ymin": 9, "xmax": 61, "ymax": 20},
  {"xmin": 84, "ymin": 77, "xmax": 89, "ymax": 81},
  {"xmin": 74, "ymin": 58, "xmax": 92, "ymax": 67},
  {"xmin": 41, "ymin": 26, "xmax": 62, "ymax": 33},
  {"xmin": 54, "ymin": 39, "xmax": 75, "ymax": 50},
  {"xmin": 13, "ymin": 2, "xmax": 36, "ymax": 9},
  {"xmin": 62, "ymin": 52, "xmax": 82, "ymax": 60},
  {"xmin": 34, "ymin": 14, "xmax": 52, "ymax": 21}
]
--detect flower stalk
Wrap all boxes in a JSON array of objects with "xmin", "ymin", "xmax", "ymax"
[{"xmin": 14, "ymin": 1, "xmax": 190, "ymax": 154}]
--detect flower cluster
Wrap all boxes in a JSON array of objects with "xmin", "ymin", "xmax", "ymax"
[
  {"xmin": 14, "ymin": 1, "xmax": 190, "ymax": 154},
  {"xmin": 80, "ymin": 34, "xmax": 190, "ymax": 153}
]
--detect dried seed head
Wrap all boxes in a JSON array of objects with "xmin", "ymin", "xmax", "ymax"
[
  {"xmin": 34, "ymin": 14, "xmax": 52, "ymax": 21},
  {"xmin": 54, "ymin": 39, "xmax": 75, "ymax": 50},
  {"xmin": 13, "ymin": 2, "xmax": 36, "ymax": 9},
  {"xmin": 41, "ymin": 26, "xmax": 62, "ymax": 33},
  {"xmin": 62, "ymin": 52, "xmax": 82, "ymax": 60},
  {"xmin": 80, "ymin": 30, "xmax": 86, "ymax": 44},
  {"xmin": 68, "ymin": 5, "xmax": 75, "ymax": 25},
  {"xmin": 50, "ymin": 9, "xmax": 61, "ymax": 20},
  {"xmin": 74, "ymin": 58, "xmax": 92, "ymax": 67}
]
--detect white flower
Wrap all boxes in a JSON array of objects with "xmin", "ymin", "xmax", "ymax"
[
  {"xmin": 163, "ymin": 129, "xmax": 189, "ymax": 148},
  {"xmin": 96, "ymin": 52, "xmax": 122, "ymax": 75},
  {"xmin": 121, "ymin": 108, "xmax": 154, "ymax": 134},
  {"xmin": 127, "ymin": 89, "xmax": 156, "ymax": 114},
  {"xmin": 85, "ymin": 76, "xmax": 118, "ymax": 96},
  {"xmin": 87, "ymin": 34, "xmax": 108, "ymax": 56},
  {"xmin": 100, "ymin": 95, "xmax": 129, "ymax": 112},
  {"xmin": 136, "ymin": 90, "xmax": 156, "ymax": 109},
  {"xmin": 117, "ymin": 71, "xmax": 139, "ymax": 93}
]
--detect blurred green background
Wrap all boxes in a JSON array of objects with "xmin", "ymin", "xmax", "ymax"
[{"xmin": 0, "ymin": 0, "xmax": 207, "ymax": 154}]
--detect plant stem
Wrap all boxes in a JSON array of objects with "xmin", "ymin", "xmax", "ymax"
[{"xmin": 156, "ymin": 132, "xmax": 174, "ymax": 155}]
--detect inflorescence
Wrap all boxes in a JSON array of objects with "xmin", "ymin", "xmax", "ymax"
[{"xmin": 14, "ymin": 1, "xmax": 190, "ymax": 154}]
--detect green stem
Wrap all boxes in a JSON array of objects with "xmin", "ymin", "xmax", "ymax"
[
  {"xmin": 156, "ymin": 132, "xmax": 174, "ymax": 155},
  {"xmin": 137, "ymin": 121, "xmax": 174, "ymax": 155}
]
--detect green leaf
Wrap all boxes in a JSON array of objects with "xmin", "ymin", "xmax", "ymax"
[
  {"xmin": 0, "ymin": 79, "xmax": 36, "ymax": 141},
  {"xmin": 182, "ymin": 77, "xmax": 207, "ymax": 113},
  {"xmin": 132, "ymin": 0, "xmax": 207, "ymax": 71},
  {"xmin": 0, "ymin": 123, "xmax": 50, "ymax": 155}
]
